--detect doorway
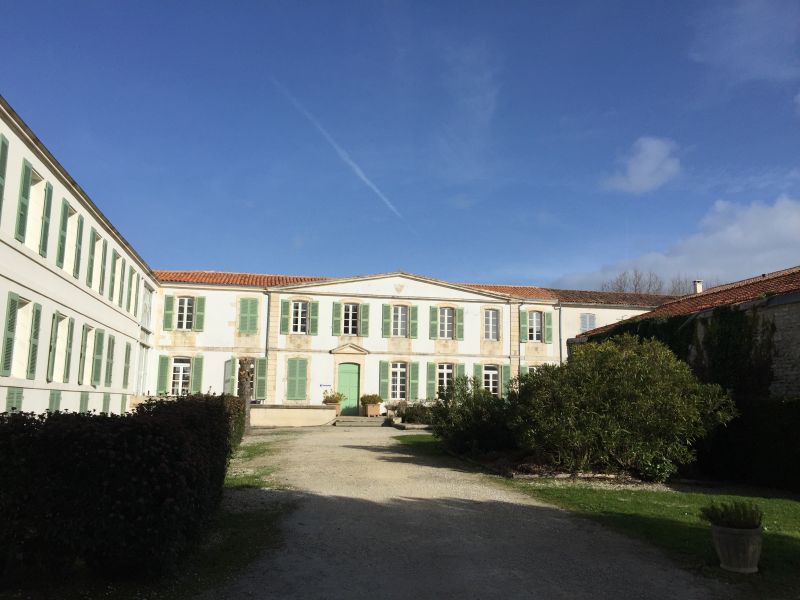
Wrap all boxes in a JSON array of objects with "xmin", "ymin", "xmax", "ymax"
[{"xmin": 337, "ymin": 363, "xmax": 360, "ymax": 416}]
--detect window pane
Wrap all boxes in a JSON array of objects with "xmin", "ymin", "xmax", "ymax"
[
  {"xmin": 343, "ymin": 303, "xmax": 359, "ymax": 335},
  {"xmin": 392, "ymin": 305, "xmax": 408, "ymax": 337},
  {"xmin": 439, "ymin": 307, "xmax": 454, "ymax": 339},
  {"xmin": 483, "ymin": 365, "xmax": 499, "ymax": 396},
  {"xmin": 171, "ymin": 358, "xmax": 191, "ymax": 396},
  {"xmin": 529, "ymin": 311, "xmax": 542, "ymax": 342},
  {"xmin": 292, "ymin": 301, "xmax": 308, "ymax": 333},
  {"xmin": 391, "ymin": 362, "xmax": 407, "ymax": 400}
]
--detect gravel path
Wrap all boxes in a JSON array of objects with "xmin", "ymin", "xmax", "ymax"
[{"xmin": 209, "ymin": 427, "xmax": 732, "ymax": 600}]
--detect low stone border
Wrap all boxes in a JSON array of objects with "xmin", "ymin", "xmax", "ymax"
[{"xmin": 392, "ymin": 423, "xmax": 432, "ymax": 431}]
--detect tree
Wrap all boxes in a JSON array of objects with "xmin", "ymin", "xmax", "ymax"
[{"xmin": 601, "ymin": 269, "xmax": 664, "ymax": 294}]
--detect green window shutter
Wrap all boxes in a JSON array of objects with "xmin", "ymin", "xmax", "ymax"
[
  {"xmin": 224, "ymin": 357, "xmax": 237, "ymax": 395},
  {"xmin": 79, "ymin": 391, "xmax": 89, "ymax": 413},
  {"xmin": 332, "ymin": 302, "xmax": 342, "ymax": 335},
  {"xmin": 46, "ymin": 312, "xmax": 59, "ymax": 382},
  {"xmin": 0, "ymin": 135, "xmax": 8, "ymax": 217},
  {"xmin": 15, "ymin": 160, "xmax": 32, "ymax": 242},
  {"xmin": 247, "ymin": 298, "xmax": 258, "ymax": 334},
  {"xmin": 125, "ymin": 267, "xmax": 133, "ymax": 311},
  {"xmin": 473, "ymin": 363, "xmax": 483, "ymax": 386},
  {"xmin": 501, "ymin": 365, "xmax": 511, "ymax": 397},
  {"xmin": 117, "ymin": 258, "xmax": 126, "ymax": 306},
  {"xmin": 193, "ymin": 296, "xmax": 206, "ymax": 332},
  {"xmin": 121, "ymin": 394, "xmax": 128, "ymax": 414},
  {"xmin": 409, "ymin": 306, "xmax": 418, "ymax": 339},
  {"xmin": 133, "ymin": 275, "xmax": 140, "ymax": 317},
  {"xmin": 6, "ymin": 387, "xmax": 23, "ymax": 412},
  {"xmin": 190, "ymin": 355, "xmax": 204, "ymax": 393},
  {"xmin": 519, "ymin": 309, "xmax": 528, "ymax": 342},
  {"xmin": 426, "ymin": 362, "xmax": 436, "ymax": 399},
  {"xmin": 237, "ymin": 298, "xmax": 247, "ymax": 333},
  {"xmin": 544, "ymin": 311, "xmax": 553, "ymax": 344},
  {"xmin": 378, "ymin": 361, "xmax": 389, "ymax": 401},
  {"xmin": 55, "ymin": 199, "xmax": 69, "ymax": 266},
  {"xmin": 308, "ymin": 302, "xmax": 319, "ymax": 335},
  {"xmin": 102, "ymin": 393, "xmax": 110, "ymax": 414},
  {"xmin": 39, "ymin": 184, "xmax": 53, "ymax": 258},
  {"xmin": 73, "ymin": 216, "xmax": 83, "ymax": 279},
  {"xmin": 63, "ymin": 317, "xmax": 74, "ymax": 383},
  {"xmin": 104, "ymin": 335, "xmax": 115, "ymax": 387},
  {"xmin": 286, "ymin": 358, "xmax": 307, "ymax": 400},
  {"xmin": 26, "ymin": 303, "xmax": 42, "ymax": 380},
  {"xmin": 408, "ymin": 362, "xmax": 419, "ymax": 401},
  {"xmin": 222, "ymin": 359, "xmax": 231, "ymax": 394},
  {"xmin": 157, "ymin": 355, "xmax": 169, "ymax": 395},
  {"xmin": 456, "ymin": 363, "xmax": 465, "ymax": 379},
  {"xmin": 359, "ymin": 303, "xmax": 369, "ymax": 337},
  {"xmin": 381, "ymin": 304, "xmax": 390, "ymax": 337},
  {"xmin": 455, "ymin": 308, "xmax": 464, "ymax": 341},
  {"xmin": 91, "ymin": 329, "xmax": 105, "ymax": 387},
  {"xmin": 255, "ymin": 357, "xmax": 267, "ymax": 400},
  {"xmin": 163, "ymin": 295, "xmax": 174, "ymax": 330},
  {"xmin": 298, "ymin": 359, "xmax": 307, "ymax": 400},
  {"xmin": 520, "ymin": 365, "xmax": 529, "ymax": 376},
  {"xmin": 286, "ymin": 359, "xmax": 296, "ymax": 399},
  {"xmin": 279, "ymin": 299, "xmax": 290, "ymax": 334},
  {"xmin": 108, "ymin": 251, "xmax": 118, "ymax": 300},
  {"xmin": 1, "ymin": 292, "xmax": 19, "ymax": 377},
  {"xmin": 77, "ymin": 325, "xmax": 88, "ymax": 384},
  {"xmin": 48, "ymin": 390, "xmax": 61, "ymax": 412},
  {"xmin": 85, "ymin": 229, "xmax": 96, "ymax": 286},
  {"xmin": 98, "ymin": 240, "xmax": 107, "ymax": 295},
  {"xmin": 429, "ymin": 306, "xmax": 438, "ymax": 339},
  {"xmin": 122, "ymin": 342, "xmax": 131, "ymax": 389}
]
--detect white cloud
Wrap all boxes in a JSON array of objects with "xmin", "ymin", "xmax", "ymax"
[
  {"xmin": 604, "ymin": 137, "xmax": 681, "ymax": 194},
  {"xmin": 554, "ymin": 196, "xmax": 800, "ymax": 289},
  {"xmin": 689, "ymin": 0, "xmax": 800, "ymax": 83}
]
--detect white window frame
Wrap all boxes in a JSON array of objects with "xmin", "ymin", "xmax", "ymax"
[
  {"xmin": 141, "ymin": 285, "xmax": 154, "ymax": 329},
  {"xmin": 292, "ymin": 301, "xmax": 308, "ymax": 334},
  {"xmin": 529, "ymin": 311, "xmax": 543, "ymax": 342},
  {"xmin": 176, "ymin": 296, "xmax": 194, "ymax": 331},
  {"xmin": 392, "ymin": 305, "xmax": 408, "ymax": 337},
  {"xmin": 484, "ymin": 309, "xmax": 499, "ymax": 341},
  {"xmin": 390, "ymin": 362, "xmax": 407, "ymax": 401},
  {"xmin": 171, "ymin": 357, "xmax": 191, "ymax": 396},
  {"xmin": 439, "ymin": 307, "xmax": 455, "ymax": 339},
  {"xmin": 437, "ymin": 363, "xmax": 454, "ymax": 393},
  {"xmin": 483, "ymin": 365, "xmax": 499, "ymax": 397},
  {"xmin": 9, "ymin": 298, "xmax": 34, "ymax": 379},
  {"xmin": 580, "ymin": 312, "xmax": 597, "ymax": 333},
  {"xmin": 343, "ymin": 303, "xmax": 359, "ymax": 336}
]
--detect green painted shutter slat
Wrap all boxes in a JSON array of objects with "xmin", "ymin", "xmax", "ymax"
[
  {"xmin": 279, "ymin": 300, "xmax": 290, "ymax": 334},
  {"xmin": 520, "ymin": 365, "xmax": 529, "ymax": 376},
  {"xmin": 117, "ymin": 259, "xmax": 126, "ymax": 306},
  {"xmin": 308, "ymin": 302, "xmax": 319, "ymax": 335},
  {"xmin": 121, "ymin": 394, "xmax": 128, "ymax": 414},
  {"xmin": 122, "ymin": 342, "xmax": 131, "ymax": 389},
  {"xmin": 456, "ymin": 363, "xmax": 465, "ymax": 379},
  {"xmin": 381, "ymin": 304, "xmax": 390, "ymax": 337},
  {"xmin": 26, "ymin": 303, "xmax": 42, "ymax": 380},
  {"xmin": 519, "ymin": 309, "xmax": 528, "ymax": 342},
  {"xmin": 297, "ymin": 359, "xmax": 307, "ymax": 400},
  {"xmin": 544, "ymin": 311, "xmax": 553, "ymax": 344},
  {"xmin": 133, "ymin": 275, "xmax": 140, "ymax": 317},
  {"xmin": 108, "ymin": 251, "xmax": 118, "ymax": 300},
  {"xmin": 359, "ymin": 303, "xmax": 369, "ymax": 337},
  {"xmin": 238, "ymin": 298, "xmax": 248, "ymax": 333},
  {"xmin": 163, "ymin": 295, "xmax": 174, "ymax": 331},
  {"xmin": 194, "ymin": 296, "xmax": 206, "ymax": 332},
  {"xmin": 255, "ymin": 357, "xmax": 267, "ymax": 400},
  {"xmin": 222, "ymin": 359, "xmax": 232, "ymax": 394},
  {"xmin": 73, "ymin": 216, "xmax": 83, "ymax": 279},
  {"xmin": 6, "ymin": 387, "xmax": 23, "ymax": 412},
  {"xmin": 426, "ymin": 362, "xmax": 436, "ymax": 399},
  {"xmin": 86, "ymin": 229, "xmax": 96, "ymax": 286},
  {"xmin": 48, "ymin": 390, "xmax": 61, "ymax": 412},
  {"xmin": 409, "ymin": 305, "xmax": 418, "ymax": 339},
  {"xmin": 455, "ymin": 308, "xmax": 464, "ymax": 341},
  {"xmin": 286, "ymin": 358, "xmax": 307, "ymax": 400},
  {"xmin": 226, "ymin": 356, "xmax": 237, "ymax": 395},
  {"xmin": 104, "ymin": 335, "xmax": 115, "ymax": 387},
  {"xmin": 56, "ymin": 199, "xmax": 69, "ymax": 266},
  {"xmin": 39, "ymin": 184, "xmax": 53, "ymax": 258},
  {"xmin": 250, "ymin": 299, "xmax": 259, "ymax": 333},
  {"xmin": 15, "ymin": 161, "xmax": 31, "ymax": 242},
  {"xmin": 63, "ymin": 317, "xmax": 74, "ymax": 383},
  {"xmin": 77, "ymin": 325, "xmax": 88, "ymax": 384},
  {"xmin": 0, "ymin": 135, "xmax": 8, "ymax": 218},
  {"xmin": 409, "ymin": 362, "xmax": 419, "ymax": 401},
  {"xmin": 46, "ymin": 312, "xmax": 58, "ymax": 382},
  {"xmin": 429, "ymin": 306, "xmax": 438, "ymax": 339},
  {"xmin": 98, "ymin": 240, "xmax": 107, "ymax": 295},
  {"xmin": 1, "ymin": 293, "xmax": 19, "ymax": 376},
  {"xmin": 125, "ymin": 267, "xmax": 133, "ymax": 311},
  {"xmin": 332, "ymin": 302, "xmax": 342, "ymax": 335},
  {"xmin": 190, "ymin": 355, "xmax": 204, "ymax": 393},
  {"xmin": 102, "ymin": 393, "xmax": 110, "ymax": 414},
  {"xmin": 473, "ymin": 364, "xmax": 483, "ymax": 387},
  {"xmin": 79, "ymin": 392, "xmax": 89, "ymax": 413},
  {"xmin": 285, "ymin": 359, "xmax": 296, "ymax": 399},
  {"xmin": 157, "ymin": 355, "xmax": 169, "ymax": 395},
  {"xmin": 502, "ymin": 365, "xmax": 511, "ymax": 397},
  {"xmin": 91, "ymin": 330, "xmax": 105, "ymax": 387},
  {"xmin": 378, "ymin": 361, "xmax": 389, "ymax": 401}
]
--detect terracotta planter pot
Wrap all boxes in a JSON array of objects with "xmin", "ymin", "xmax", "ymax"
[
  {"xmin": 363, "ymin": 404, "xmax": 381, "ymax": 417},
  {"xmin": 710, "ymin": 525, "xmax": 763, "ymax": 574},
  {"xmin": 323, "ymin": 402, "xmax": 340, "ymax": 416}
]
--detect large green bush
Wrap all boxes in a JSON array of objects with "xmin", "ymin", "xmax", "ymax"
[{"xmin": 0, "ymin": 394, "xmax": 245, "ymax": 580}]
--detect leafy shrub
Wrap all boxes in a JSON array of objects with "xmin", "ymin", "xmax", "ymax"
[
  {"xmin": 700, "ymin": 501, "xmax": 763, "ymax": 529},
  {"xmin": 0, "ymin": 394, "xmax": 244, "ymax": 580},
  {"xmin": 401, "ymin": 403, "xmax": 433, "ymax": 424},
  {"xmin": 322, "ymin": 390, "xmax": 345, "ymax": 405},
  {"xmin": 360, "ymin": 394, "xmax": 382, "ymax": 405},
  {"xmin": 430, "ymin": 377, "xmax": 514, "ymax": 453}
]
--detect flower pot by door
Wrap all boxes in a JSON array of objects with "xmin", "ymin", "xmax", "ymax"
[
  {"xmin": 711, "ymin": 525, "xmax": 763, "ymax": 574},
  {"xmin": 363, "ymin": 403, "xmax": 381, "ymax": 417}
]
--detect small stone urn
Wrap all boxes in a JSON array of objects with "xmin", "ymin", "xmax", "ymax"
[{"xmin": 710, "ymin": 525, "xmax": 763, "ymax": 574}]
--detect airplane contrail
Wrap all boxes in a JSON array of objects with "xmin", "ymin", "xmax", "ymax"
[{"xmin": 271, "ymin": 78, "xmax": 403, "ymax": 219}]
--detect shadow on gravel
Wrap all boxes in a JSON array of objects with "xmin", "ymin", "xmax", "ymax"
[{"xmin": 339, "ymin": 443, "xmax": 478, "ymax": 472}]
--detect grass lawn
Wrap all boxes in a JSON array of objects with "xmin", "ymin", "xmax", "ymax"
[{"xmin": 394, "ymin": 433, "xmax": 445, "ymax": 455}]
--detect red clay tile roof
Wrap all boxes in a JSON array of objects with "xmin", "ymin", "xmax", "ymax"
[
  {"xmin": 154, "ymin": 270, "xmax": 330, "ymax": 287},
  {"xmin": 582, "ymin": 265, "xmax": 800, "ymax": 337},
  {"xmin": 464, "ymin": 283, "xmax": 672, "ymax": 307},
  {"xmin": 462, "ymin": 284, "xmax": 557, "ymax": 300}
]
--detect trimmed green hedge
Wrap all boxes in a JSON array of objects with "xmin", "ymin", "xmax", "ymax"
[{"xmin": 0, "ymin": 394, "xmax": 245, "ymax": 580}]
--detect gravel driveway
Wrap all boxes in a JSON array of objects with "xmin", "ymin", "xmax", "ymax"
[{"xmin": 209, "ymin": 427, "xmax": 732, "ymax": 600}]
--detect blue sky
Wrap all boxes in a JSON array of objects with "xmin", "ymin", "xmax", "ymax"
[{"xmin": 2, "ymin": 0, "xmax": 799, "ymax": 288}]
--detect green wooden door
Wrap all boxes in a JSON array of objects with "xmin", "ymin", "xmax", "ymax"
[{"xmin": 337, "ymin": 363, "xmax": 360, "ymax": 416}]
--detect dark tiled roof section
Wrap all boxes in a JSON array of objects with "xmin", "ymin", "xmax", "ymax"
[
  {"xmin": 464, "ymin": 283, "xmax": 672, "ymax": 307},
  {"xmin": 154, "ymin": 270, "xmax": 330, "ymax": 287}
]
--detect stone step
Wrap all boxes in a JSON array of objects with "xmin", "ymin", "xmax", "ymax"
[{"xmin": 335, "ymin": 416, "xmax": 385, "ymax": 427}]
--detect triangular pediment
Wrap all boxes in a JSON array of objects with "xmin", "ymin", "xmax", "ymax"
[{"xmin": 330, "ymin": 343, "xmax": 369, "ymax": 355}]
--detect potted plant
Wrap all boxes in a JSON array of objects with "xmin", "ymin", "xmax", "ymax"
[
  {"xmin": 322, "ymin": 390, "xmax": 345, "ymax": 416},
  {"xmin": 360, "ymin": 394, "xmax": 383, "ymax": 417},
  {"xmin": 700, "ymin": 501, "xmax": 764, "ymax": 574}
]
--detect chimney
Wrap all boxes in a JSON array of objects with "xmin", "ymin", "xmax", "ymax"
[{"xmin": 693, "ymin": 280, "xmax": 703, "ymax": 294}]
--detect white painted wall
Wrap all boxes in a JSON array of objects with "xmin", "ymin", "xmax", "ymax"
[{"xmin": 559, "ymin": 304, "xmax": 652, "ymax": 359}]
